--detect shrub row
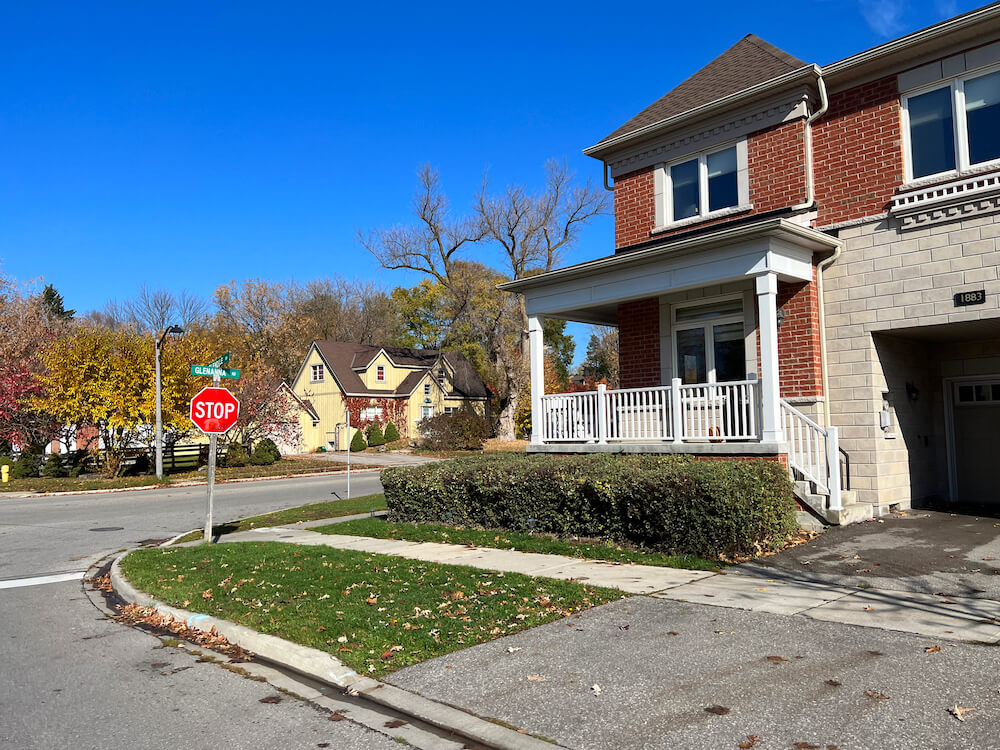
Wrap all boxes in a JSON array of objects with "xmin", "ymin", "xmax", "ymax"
[{"xmin": 381, "ymin": 453, "xmax": 796, "ymax": 558}]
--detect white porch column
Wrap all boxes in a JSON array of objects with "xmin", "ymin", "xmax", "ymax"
[
  {"xmin": 755, "ymin": 273, "xmax": 784, "ymax": 443},
  {"xmin": 528, "ymin": 314, "xmax": 545, "ymax": 445}
]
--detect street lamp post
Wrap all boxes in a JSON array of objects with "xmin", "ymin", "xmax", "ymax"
[{"xmin": 155, "ymin": 325, "xmax": 185, "ymax": 479}]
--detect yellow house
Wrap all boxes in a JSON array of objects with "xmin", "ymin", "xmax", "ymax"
[{"xmin": 287, "ymin": 341, "xmax": 490, "ymax": 452}]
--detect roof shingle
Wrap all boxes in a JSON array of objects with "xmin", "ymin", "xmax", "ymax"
[{"xmin": 595, "ymin": 35, "xmax": 806, "ymax": 149}]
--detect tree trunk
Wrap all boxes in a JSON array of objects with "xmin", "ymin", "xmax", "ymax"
[{"xmin": 495, "ymin": 385, "xmax": 520, "ymax": 441}]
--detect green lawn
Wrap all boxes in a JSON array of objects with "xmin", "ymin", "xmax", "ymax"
[
  {"xmin": 0, "ymin": 475, "xmax": 165, "ymax": 493},
  {"xmin": 121, "ymin": 542, "xmax": 618, "ymax": 677},
  {"xmin": 317, "ymin": 518, "xmax": 722, "ymax": 571},
  {"xmin": 171, "ymin": 493, "xmax": 388, "ymax": 544}
]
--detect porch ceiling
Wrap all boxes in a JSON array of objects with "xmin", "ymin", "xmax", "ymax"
[{"xmin": 499, "ymin": 217, "xmax": 841, "ymax": 323}]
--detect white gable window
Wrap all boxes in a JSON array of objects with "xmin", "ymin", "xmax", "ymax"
[
  {"xmin": 436, "ymin": 368, "xmax": 446, "ymax": 385},
  {"xmin": 310, "ymin": 364, "xmax": 324, "ymax": 382},
  {"xmin": 376, "ymin": 365, "xmax": 386, "ymax": 382},
  {"xmin": 904, "ymin": 67, "xmax": 1000, "ymax": 181},
  {"xmin": 658, "ymin": 139, "xmax": 749, "ymax": 227}
]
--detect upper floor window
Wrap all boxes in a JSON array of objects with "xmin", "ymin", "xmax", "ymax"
[
  {"xmin": 424, "ymin": 383, "xmax": 431, "ymax": 396},
  {"xmin": 376, "ymin": 365, "xmax": 385, "ymax": 382},
  {"xmin": 436, "ymin": 368, "xmax": 446, "ymax": 385},
  {"xmin": 660, "ymin": 140, "xmax": 748, "ymax": 226},
  {"xmin": 310, "ymin": 364, "xmax": 324, "ymax": 382},
  {"xmin": 904, "ymin": 68, "xmax": 1000, "ymax": 181}
]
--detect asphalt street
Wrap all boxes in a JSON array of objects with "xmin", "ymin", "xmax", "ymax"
[{"xmin": 0, "ymin": 472, "xmax": 392, "ymax": 750}]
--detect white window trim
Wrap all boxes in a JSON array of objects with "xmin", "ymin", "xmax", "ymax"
[
  {"xmin": 655, "ymin": 138, "xmax": 750, "ymax": 229},
  {"xmin": 671, "ymin": 294, "xmax": 746, "ymax": 385},
  {"xmin": 901, "ymin": 64, "xmax": 1000, "ymax": 184},
  {"xmin": 310, "ymin": 364, "xmax": 325, "ymax": 383},
  {"xmin": 376, "ymin": 365, "xmax": 385, "ymax": 382}
]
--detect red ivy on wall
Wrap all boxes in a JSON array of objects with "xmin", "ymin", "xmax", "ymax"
[{"xmin": 343, "ymin": 396, "xmax": 409, "ymax": 436}]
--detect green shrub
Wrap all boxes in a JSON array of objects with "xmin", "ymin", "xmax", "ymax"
[
  {"xmin": 250, "ymin": 442, "xmax": 276, "ymax": 465},
  {"xmin": 225, "ymin": 443, "xmax": 249, "ymax": 467},
  {"xmin": 10, "ymin": 452, "xmax": 40, "ymax": 479},
  {"xmin": 381, "ymin": 454, "xmax": 796, "ymax": 559},
  {"xmin": 366, "ymin": 422, "xmax": 385, "ymax": 448},
  {"xmin": 42, "ymin": 453, "xmax": 68, "ymax": 478},
  {"xmin": 256, "ymin": 438, "xmax": 281, "ymax": 462},
  {"xmin": 383, "ymin": 422, "xmax": 401, "ymax": 442},
  {"xmin": 417, "ymin": 411, "xmax": 489, "ymax": 451},
  {"xmin": 350, "ymin": 429, "xmax": 367, "ymax": 452}
]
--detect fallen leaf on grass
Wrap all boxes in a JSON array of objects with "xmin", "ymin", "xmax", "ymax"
[
  {"xmin": 738, "ymin": 736, "xmax": 760, "ymax": 749},
  {"xmin": 864, "ymin": 690, "xmax": 890, "ymax": 700},
  {"xmin": 380, "ymin": 645, "xmax": 403, "ymax": 661},
  {"xmin": 925, "ymin": 645, "xmax": 941, "ymax": 653},
  {"xmin": 704, "ymin": 705, "xmax": 730, "ymax": 715},
  {"xmin": 337, "ymin": 634, "xmax": 348, "ymax": 643},
  {"xmin": 949, "ymin": 705, "xmax": 975, "ymax": 721}
]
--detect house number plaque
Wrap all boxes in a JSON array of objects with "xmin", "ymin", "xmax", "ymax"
[{"xmin": 954, "ymin": 290, "xmax": 986, "ymax": 307}]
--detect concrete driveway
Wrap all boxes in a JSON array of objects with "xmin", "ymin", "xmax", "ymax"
[{"xmin": 743, "ymin": 509, "xmax": 1000, "ymax": 600}]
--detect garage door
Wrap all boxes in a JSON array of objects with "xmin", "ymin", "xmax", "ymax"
[{"xmin": 953, "ymin": 380, "xmax": 1000, "ymax": 505}]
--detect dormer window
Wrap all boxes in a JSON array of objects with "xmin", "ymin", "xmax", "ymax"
[
  {"xmin": 658, "ymin": 140, "xmax": 749, "ymax": 227},
  {"xmin": 376, "ymin": 365, "xmax": 385, "ymax": 382},
  {"xmin": 310, "ymin": 364, "xmax": 324, "ymax": 382}
]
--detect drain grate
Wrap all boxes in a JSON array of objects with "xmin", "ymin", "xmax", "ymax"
[{"xmin": 89, "ymin": 527, "xmax": 124, "ymax": 532}]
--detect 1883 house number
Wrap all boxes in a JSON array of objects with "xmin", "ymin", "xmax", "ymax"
[{"xmin": 954, "ymin": 290, "xmax": 986, "ymax": 307}]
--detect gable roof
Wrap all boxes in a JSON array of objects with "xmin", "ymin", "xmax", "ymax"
[
  {"xmin": 593, "ymin": 35, "xmax": 806, "ymax": 149},
  {"xmin": 311, "ymin": 341, "xmax": 489, "ymax": 399}
]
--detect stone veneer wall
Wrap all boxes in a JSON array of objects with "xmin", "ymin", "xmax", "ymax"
[{"xmin": 823, "ymin": 209, "xmax": 1000, "ymax": 510}]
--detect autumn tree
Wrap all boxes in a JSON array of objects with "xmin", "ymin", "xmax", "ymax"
[
  {"xmin": 580, "ymin": 326, "xmax": 620, "ymax": 388},
  {"xmin": 34, "ymin": 326, "xmax": 214, "ymax": 476},
  {"xmin": 362, "ymin": 162, "xmax": 608, "ymax": 439}
]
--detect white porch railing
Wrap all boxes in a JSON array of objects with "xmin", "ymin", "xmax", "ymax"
[
  {"xmin": 539, "ymin": 380, "xmax": 760, "ymax": 444},
  {"xmin": 779, "ymin": 399, "xmax": 843, "ymax": 512}
]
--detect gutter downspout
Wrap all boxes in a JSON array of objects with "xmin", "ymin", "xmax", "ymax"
[
  {"xmin": 791, "ymin": 66, "xmax": 838, "ymax": 428},
  {"xmin": 603, "ymin": 162, "xmax": 614, "ymax": 191}
]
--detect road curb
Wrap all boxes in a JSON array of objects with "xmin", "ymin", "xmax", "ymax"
[{"xmin": 110, "ymin": 552, "xmax": 557, "ymax": 750}]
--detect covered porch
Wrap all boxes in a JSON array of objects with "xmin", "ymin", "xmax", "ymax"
[{"xmin": 500, "ymin": 217, "xmax": 849, "ymax": 514}]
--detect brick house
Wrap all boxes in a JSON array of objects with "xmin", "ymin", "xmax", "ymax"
[{"xmin": 501, "ymin": 5, "xmax": 1000, "ymax": 525}]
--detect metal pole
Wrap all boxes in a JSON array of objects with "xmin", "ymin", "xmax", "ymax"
[
  {"xmin": 204, "ymin": 372, "xmax": 220, "ymax": 542},
  {"xmin": 345, "ymin": 408, "xmax": 351, "ymax": 500},
  {"xmin": 155, "ymin": 336, "xmax": 163, "ymax": 479}
]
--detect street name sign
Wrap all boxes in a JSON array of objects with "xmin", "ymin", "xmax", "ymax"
[
  {"xmin": 208, "ymin": 352, "xmax": 231, "ymax": 368},
  {"xmin": 191, "ymin": 365, "xmax": 241, "ymax": 379},
  {"xmin": 190, "ymin": 386, "xmax": 241, "ymax": 434}
]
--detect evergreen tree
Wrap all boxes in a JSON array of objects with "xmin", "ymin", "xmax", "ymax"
[
  {"xmin": 383, "ymin": 422, "xmax": 401, "ymax": 442},
  {"xmin": 350, "ymin": 429, "xmax": 367, "ymax": 452},
  {"xmin": 38, "ymin": 284, "xmax": 75, "ymax": 321}
]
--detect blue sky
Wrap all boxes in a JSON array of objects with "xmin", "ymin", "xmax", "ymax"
[{"xmin": 0, "ymin": 0, "xmax": 981, "ymax": 361}]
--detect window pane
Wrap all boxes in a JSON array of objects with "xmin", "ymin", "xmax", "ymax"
[
  {"xmin": 712, "ymin": 322, "xmax": 746, "ymax": 382},
  {"xmin": 671, "ymin": 159, "xmax": 700, "ymax": 220},
  {"xmin": 676, "ymin": 328, "xmax": 707, "ymax": 384},
  {"xmin": 908, "ymin": 87, "xmax": 955, "ymax": 178},
  {"xmin": 675, "ymin": 298, "xmax": 743, "ymax": 322},
  {"xmin": 965, "ymin": 71, "xmax": 1000, "ymax": 165},
  {"xmin": 707, "ymin": 147, "xmax": 738, "ymax": 212},
  {"xmin": 959, "ymin": 384, "xmax": 974, "ymax": 402}
]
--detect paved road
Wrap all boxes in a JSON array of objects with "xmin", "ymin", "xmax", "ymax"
[
  {"xmin": 0, "ymin": 471, "xmax": 384, "ymax": 581},
  {"xmin": 0, "ymin": 472, "xmax": 396, "ymax": 750}
]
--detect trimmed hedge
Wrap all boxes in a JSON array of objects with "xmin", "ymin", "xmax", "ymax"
[
  {"xmin": 381, "ymin": 453, "xmax": 796, "ymax": 558},
  {"xmin": 350, "ymin": 429, "xmax": 367, "ymax": 452},
  {"xmin": 383, "ymin": 422, "xmax": 401, "ymax": 442},
  {"xmin": 417, "ymin": 411, "xmax": 489, "ymax": 451},
  {"xmin": 366, "ymin": 422, "xmax": 385, "ymax": 448}
]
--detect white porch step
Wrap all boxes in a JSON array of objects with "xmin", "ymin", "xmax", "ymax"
[
  {"xmin": 825, "ymin": 502, "xmax": 875, "ymax": 526},
  {"xmin": 792, "ymin": 481, "xmax": 867, "ymax": 527}
]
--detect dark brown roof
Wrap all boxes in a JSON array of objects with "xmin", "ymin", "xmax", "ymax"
[
  {"xmin": 311, "ymin": 341, "xmax": 489, "ymax": 399},
  {"xmin": 595, "ymin": 35, "xmax": 806, "ymax": 148}
]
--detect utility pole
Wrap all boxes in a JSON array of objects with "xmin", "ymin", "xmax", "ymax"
[{"xmin": 155, "ymin": 325, "xmax": 184, "ymax": 479}]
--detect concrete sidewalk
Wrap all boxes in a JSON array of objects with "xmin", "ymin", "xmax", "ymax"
[{"xmin": 224, "ymin": 527, "xmax": 1000, "ymax": 644}]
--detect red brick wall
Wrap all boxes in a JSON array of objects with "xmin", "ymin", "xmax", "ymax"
[
  {"xmin": 614, "ymin": 120, "xmax": 807, "ymax": 250},
  {"xmin": 814, "ymin": 76, "xmax": 902, "ymax": 226},
  {"xmin": 614, "ymin": 167, "xmax": 656, "ymax": 249},
  {"xmin": 618, "ymin": 298, "xmax": 661, "ymax": 388},
  {"xmin": 776, "ymin": 266, "xmax": 823, "ymax": 398}
]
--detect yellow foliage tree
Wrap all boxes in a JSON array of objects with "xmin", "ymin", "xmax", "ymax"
[{"xmin": 34, "ymin": 326, "xmax": 215, "ymax": 476}]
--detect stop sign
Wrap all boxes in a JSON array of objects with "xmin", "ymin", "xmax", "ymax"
[{"xmin": 190, "ymin": 387, "xmax": 241, "ymax": 434}]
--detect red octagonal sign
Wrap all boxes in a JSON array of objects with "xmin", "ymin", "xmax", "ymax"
[{"xmin": 190, "ymin": 386, "xmax": 240, "ymax": 434}]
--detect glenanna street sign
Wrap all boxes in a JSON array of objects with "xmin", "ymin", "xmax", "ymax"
[{"xmin": 191, "ymin": 365, "xmax": 241, "ymax": 379}]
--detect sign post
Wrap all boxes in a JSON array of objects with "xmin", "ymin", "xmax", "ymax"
[
  {"xmin": 190, "ymin": 362, "xmax": 241, "ymax": 543},
  {"xmin": 345, "ymin": 408, "xmax": 351, "ymax": 500}
]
